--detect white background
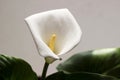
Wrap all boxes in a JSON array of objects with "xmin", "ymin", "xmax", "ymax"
[{"xmin": 0, "ymin": 0, "xmax": 120, "ymax": 76}]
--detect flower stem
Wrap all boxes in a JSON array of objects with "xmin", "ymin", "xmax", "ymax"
[{"xmin": 41, "ymin": 62, "xmax": 49, "ymax": 80}]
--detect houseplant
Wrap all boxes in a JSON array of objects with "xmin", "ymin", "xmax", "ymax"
[{"xmin": 0, "ymin": 9, "xmax": 120, "ymax": 80}]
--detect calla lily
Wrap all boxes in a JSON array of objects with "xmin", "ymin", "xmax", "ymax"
[{"xmin": 25, "ymin": 8, "xmax": 82, "ymax": 63}]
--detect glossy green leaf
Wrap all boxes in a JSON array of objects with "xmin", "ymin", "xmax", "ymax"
[
  {"xmin": 46, "ymin": 72, "xmax": 118, "ymax": 80},
  {"xmin": 0, "ymin": 55, "xmax": 38, "ymax": 80},
  {"xmin": 57, "ymin": 48, "xmax": 120, "ymax": 78}
]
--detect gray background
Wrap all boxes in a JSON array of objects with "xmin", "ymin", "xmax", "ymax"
[{"xmin": 0, "ymin": 0, "xmax": 120, "ymax": 76}]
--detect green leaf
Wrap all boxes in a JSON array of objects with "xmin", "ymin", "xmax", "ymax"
[
  {"xmin": 105, "ymin": 65, "xmax": 120, "ymax": 78},
  {"xmin": 0, "ymin": 54, "xmax": 38, "ymax": 80},
  {"xmin": 46, "ymin": 72, "xmax": 118, "ymax": 80},
  {"xmin": 57, "ymin": 48, "xmax": 120, "ymax": 78}
]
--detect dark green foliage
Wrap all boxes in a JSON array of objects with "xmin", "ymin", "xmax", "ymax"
[
  {"xmin": 47, "ymin": 48, "xmax": 120, "ymax": 80},
  {"xmin": 0, "ymin": 55, "xmax": 38, "ymax": 80},
  {"xmin": 46, "ymin": 72, "xmax": 118, "ymax": 80}
]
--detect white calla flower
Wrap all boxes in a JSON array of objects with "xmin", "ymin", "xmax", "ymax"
[{"xmin": 25, "ymin": 8, "xmax": 82, "ymax": 63}]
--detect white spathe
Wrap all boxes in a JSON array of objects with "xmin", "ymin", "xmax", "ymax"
[{"xmin": 25, "ymin": 8, "xmax": 82, "ymax": 60}]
